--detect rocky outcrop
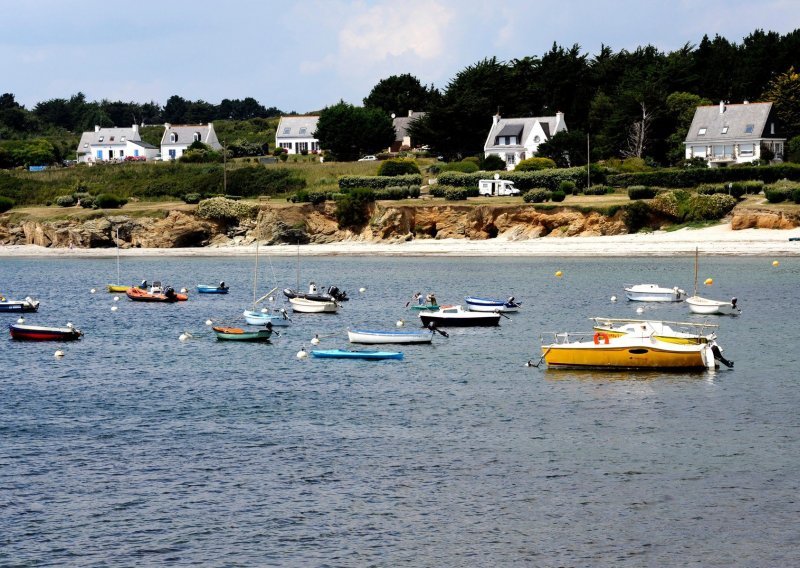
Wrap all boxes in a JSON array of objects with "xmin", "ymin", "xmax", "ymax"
[{"xmin": 1, "ymin": 203, "xmax": 797, "ymax": 249}]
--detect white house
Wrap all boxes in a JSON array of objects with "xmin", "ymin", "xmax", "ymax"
[
  {"xmin": 390, "ymin": 110, "xmax": 426, "ymax": 152},
  {"xmin": 483, "ymin": 112, "xmax": 567, "ymax": 170},
  {"xmin": 160, "ymin": 123, "xmax": 222, "ymax": 160},
  {"xmin": 275, "ymin": 116, "xmax": 320, "ymax": 154},
  {"xmin": 684, "ymin": 101, "xmax": 785, "ymax": 166},
  {"xmin": 76, "ymin": 124, "xmax": 159, "ymax": 163}
]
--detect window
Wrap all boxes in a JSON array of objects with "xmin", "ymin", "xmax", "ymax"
[
  {"xmin": 168, "ymin": 149, "xmax": 177, "ymax": 159},
  {"xmin": 98, "ymin": 136, "xmax": 104, "ymax": 142},
  {"xmin": 119, "ymin": 150, "xmax": 124, "ymax": 158},
  {"xmin": 297, "ymin": 142, "xmax": 308, "ymax": 153},
  {"xmin": 533, "ymin": 135, "xmax": 540, "ymax": 143},
  {"xmin": 283, "ymin": 127, "xmax": 291, "ymax": 135},
  {"xmin": 134, "ymin": 149, "xmax": 139, "ymax": 157},
  {"xmin": 505, "ymin": 153, "xmax": 516, "ymax": 165},
  {"xmin": 770, "ymin": 122, "xmax": 775, "ymax": 135},
  {"xmin": 170, "ymin": 132, "xmax": 178, "ymax": 143},
  {"xmin": 299, "ymin": 127, "xmax": 307, "ymax": 135},
  {"xmin": 744, "ymin": 124, "xmax": 754, "ymax": 134},
  {"xmin": 311, "ymin": 141, "xmax": 319, "ymax": 152},
  {"xmin": 193, "ymin": 132, "xmax": 201, "ymax": 142},
  {"xmin": 697, "ymin": 128, "xmax": 706, "ymax": 136},
  {"xmin": 110, "ymin": 136, "xmax": 115, "ymax": 142},
  {"xmin": 721, "ymin": 126, "xmax": 728, "ymax": 134},
  {"xmin": 280, "ymin": 142, "xmax": 293, "ymax": 151},
  {"xmin": 83, "ymin": 143, "xmax": 88, "ymax": 148},
  {"xmin": 121, "ymin": 136, "xmax": 126, "ymax": 142},
  {"xmin": 739, "ymin": 144, "xmax": 754, "ymax": 156},
  {"xmin": 96, "ymin": 150, "xmax": 103, "ymax": 159}
]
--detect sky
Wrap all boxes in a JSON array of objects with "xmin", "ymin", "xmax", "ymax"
[{"xmin": 2, "ymin": 0, "xmax": 799, "ymax": 114}]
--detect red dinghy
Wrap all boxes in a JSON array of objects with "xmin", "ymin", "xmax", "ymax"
[
  {"xmin": 10, "ymin": 323, "xmax": 83, "ymax": 341},
  {"xmin": 126, "ymin": 283, "xmax": 188, "ymax": 303}
]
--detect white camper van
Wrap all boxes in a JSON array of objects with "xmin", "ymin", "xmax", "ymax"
[{"xmin": 478, "ymin": 178, "xmax": 520, "ymax": 196}]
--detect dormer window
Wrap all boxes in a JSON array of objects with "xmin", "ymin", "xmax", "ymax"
[
  {"xmin": 283, "ymin": 127, "xmax": 291, "ymax": 135},
  {"xmin": 170, "ymin": 132, "xmax": 178, "ymax": 143},
  {"xmin": 83, "ymin": 143, "xmax": 88, "ymax": 148},
  {"xmin": 193, "ymin": 132, "xmax": 201, "ymax": 142},
  {"xmin": 98, "ymin": 136, "xmax": 104, "ymax": 142},
  {"xmin": 721, "ymin": 126, "xmax": 728, "ymax": 134},
  {"xmin": 745, "ymin": 124, "xmax": 754, "ymax": 134},
  {"xmin": 697, "ymin": 128, "xmax": 706, "ymax": 136},
  {"xmin": 299, "ymin": 127, "xmax": 307, "ymax": 135},
  {"xmin": 110, "ymin": 136, "xmax": 115, "ymax": 141},
  {"xmin": 121, "ymin": 136, "xmax": 126, "ymax": 142}
]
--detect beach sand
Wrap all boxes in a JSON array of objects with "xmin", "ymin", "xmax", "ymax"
[{"xmin": 1, "ymin": 224, "xmax": 799, "ymax": 258}]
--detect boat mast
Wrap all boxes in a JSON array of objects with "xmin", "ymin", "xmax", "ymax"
[
  {"xmin": 296, "ymin": 241, "xmax": 300, "ymax": 291},
  {"xmin": 252, "ymin": 238, "xmax": 259, "ymax": 310},
  {"xmin": 693, "ymin": 247, "xmax": 699, "ymax": 297},
  {"xmin": 115, "ymin": 227, "xmax": 120, "ymax": 285}
]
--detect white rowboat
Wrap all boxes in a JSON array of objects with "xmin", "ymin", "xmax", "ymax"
[
  {"xmin": 348, "ymin": 329, "xmax": 434, "ymax": 344},
  {"xmin": 289, "ymin": 297, "xmax": 338, "ymax": 313}
]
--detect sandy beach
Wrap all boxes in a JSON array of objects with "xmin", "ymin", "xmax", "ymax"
[{"xmin": 1, "ymin": 224, "xmax": 799, "ymax": 258}]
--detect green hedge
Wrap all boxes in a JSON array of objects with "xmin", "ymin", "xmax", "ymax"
[
  {"xmin": 444, "ymin": 187, "xmax": 469, "ymax": 200},
  {"xmin": 56, "ymin": 195, "xmax": 75, "ymax": 207},
  {"xmin": 94, "ymin": 194, "xmax": 128, "ymax": 209},
  {"xmin": 0, "ymin": 196, "xmax": 13, "ymax": 213},
  {"xmin": 608, "ymin": 164, "xmax": 800, "ymax": 188},
  {"xmin": 627, "ymin": 186, "xmax": 657, "ymax": 199},
  {"xmin": 793, "ymin": 188, "xmax": 800, "ymax": 204},
  {"xmin": 523, "ymin": 189, "xmax": 551, "ymax": 203},
  {"xmin": 377, "ymin": 158, "xmax": 420, "ymax": 176},
  {"xmin": 440, "ymin": 161, "xmax": 480, "ymax": 173},
  {"xmin": 338, "ymin": 174, "xmax": 422, "ymax": 190},
  {"xmin": 437, "ymin": 166, "xmax": 603, "ymax": 191}
]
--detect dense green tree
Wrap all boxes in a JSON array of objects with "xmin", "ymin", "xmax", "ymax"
[
  {"xmin": 163, "ymin": 95, "xmax": 189, "ymax": 123},
  {"xmin": 363, "ymin": 74, "xmax": 438, "ymax": 115},
  {"xmin": 664, "ymin": 92, "xmax": 712, "ymax": 164},
  {"xmin": 536, "ymin": 130, "xmax": 588, "ymax": 168},
  {"xmin": 761, "ymin": 67, "xmax": 800, "ymax": 138},
  {"xmin": 315, "ymin": 101, "xmax": 395, "ymax": 161}
]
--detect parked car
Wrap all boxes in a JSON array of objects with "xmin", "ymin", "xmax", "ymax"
[{"xmin": 358, "ymin": 155, "xmax": 377, "ymax": 161}]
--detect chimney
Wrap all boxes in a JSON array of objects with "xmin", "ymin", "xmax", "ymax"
[
  {"xmin": 164, "ymin": 123, "xmax": 171, "ymax": 129},
  {"xmin": 743, "ymin": 100, "xmax": 749, "ymax": 105},
  {"xmin": 94, "ymin": 125, "xmax": 100, "ymax": 132},
  {"xmin": 492, "ymin": 113, "xmax": 500, "ymax": 126},
  {"xmin": 719, "ymin": 101, "xmax": 725, "ymax": 114},
  {"xmin": 132, "ymin": 124, "xmax": 139, "ymax": 134},
  {"xmin": 408, "ymin": 110, "xmax": 413, "ymax": 117},
  {"xmin": 555, "ymin": 110, "xmax": 564, "ymax": 129}
]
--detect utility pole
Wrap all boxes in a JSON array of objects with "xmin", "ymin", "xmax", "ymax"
[
  {"xmin": 586, "ymin": 133, "xmax": 590, "ymax": 190},
  {"xmin": 223, "ymin": 141, "xmax": 227, "ymax": 194}
]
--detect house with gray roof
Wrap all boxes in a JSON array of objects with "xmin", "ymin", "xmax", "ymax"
[
  {"xmin": 76, "ymin": 124, "xmax": 159, "ymax": 163},
  {"xmin": 684, "ymin": 101, "xmax": 785, "ymax": 166},
  {"xmin": 160, "ymin": 123, "xmax": 222, "ymax": 160},
  {"xmin": 275, "ymin": 116, "xmax": 320, "ymax": 155},
  {"xmin": 390, "ymin": 110, "xmax": 426, "ymax": 152},
  {"xmin": 483, "ymin": 112, "xmax": 567, "ymax": 170}
]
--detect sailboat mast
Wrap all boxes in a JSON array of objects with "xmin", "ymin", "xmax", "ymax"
[
  {"xmin": 693, "ymin": 247, "xmax": 699, "ymax": 296},
  {"xmin": 116, "ymin": 227, "xmax": 120, "ymax": 284},
  {"xmin": 296, "ymin": 241, "xmax": 300, "ymax": 291},
  {"xmin": 253, "ymin": 239, "xmax": 259, "ymax": 309}
]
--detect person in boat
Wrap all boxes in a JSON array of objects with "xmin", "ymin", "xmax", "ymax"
[
  {"xmin": 413, "ymin": 292, "xmax": 423, "ymax": 305},
  {"xmin": 426, "ymin": 292, "xmax": 437, "ymax": 306}
]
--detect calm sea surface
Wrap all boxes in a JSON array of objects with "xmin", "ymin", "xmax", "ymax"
[{"xmin": 1, "ymin": 254, "xmax": 798, "ymax": 566}]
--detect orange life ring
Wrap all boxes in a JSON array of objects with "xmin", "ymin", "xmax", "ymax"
[{"xmin": 593, "ymin": 332, "xmax": 609, "ymax": 345}]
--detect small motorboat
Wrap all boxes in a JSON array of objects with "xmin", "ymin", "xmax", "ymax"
[
  {"xmin": 419, "ymin": 305, "xmax": 501, "ymax": 327},
  {"xmin": 283, "ymin": 282, "xmax": 348, "ymax": 302},
  {"xmin": 9, "ymin": 323, "xmax": 83, "ymax": 341},
  {"xmin": 126, "ymin": 281, "xmax": 188, "ymax": 303},
  {"xmin": 289, "ymin": 297, "xmax": 338, "ymax": 313},
  {"xmin": 590, "ymin": 317, "xmax": 718, "ymax": 345},
  {"xmin": 348, "ymin": 328, "xmax": 435, "ymax": 344},
  {"xmin": 539, "ymin": 331, "xmax": 732, "ymax": 370},
  {"xmin": 243, "ymin": 308, "xmax": 292, "ymax": 327},
  {"xmin": 197, "ymin": 282, "xmax": 230, "ymax": 294},
  {"xmin": 0, "ymin": 296, "xmax": 40, "ymax": 313},
  {"xmin": 624, "ymin": 284, "xmax": 686, "ymax": 302},
  {"xmin": 464, "ymin": 295, "xmax": 520, "ymax": 312},
  {"xmin": 212, "ymin": 324, "xmax": 272, "ymax": 342},
  {"xmin": 311, "ymin": 349, "xmax": 403, "ymax": 360},
  {"xmin": 686, "ymin": 295, "xmax": 741, "ymax": 316}
]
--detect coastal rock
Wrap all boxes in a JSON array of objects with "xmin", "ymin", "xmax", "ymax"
[
  {"xmin": 130, "ymin": 211, "xmax": 217, "ymax": 248},
  {"xmin": 731, "ymin": 209, "xmax": 800, "ymax": 230}
]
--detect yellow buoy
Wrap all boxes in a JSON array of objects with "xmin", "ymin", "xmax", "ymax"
[
  {"xmin": 704, "ymin": 278, "xmax": 713, "ymax": 286},
  {"xmin": 772, "ymin": 260, "xmax": 780, "ymax": 267},
  {"xmin": 555, "ymin": 271, "xmax": 563, "ymax": 278}
]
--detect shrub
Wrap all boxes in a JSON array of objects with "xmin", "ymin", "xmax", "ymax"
[
  {"xmin": 696, "ymin": 183, "xmax": 725, "ymax": 195},
  {"xmin": 650, "ymin": 190, "xmax": 690, "ymax": 220},
  {"xmin": 196, "ymin": 197, "xmax": 258, "ymax": 221},
  {"xmin": 792, "ymin": 188, "xmax": 800, "ymax": 204},
  {"xmin": 373, "ymin": 186, "xmax": 419, "ymax": 200},
  {"xmin": 56, "ymin": 195, "xmax": 75, "ymax": 207},
  {"xmin": 462, "ymin": 156, "xmax": 481, "ymax": 166},
  {"xmin": 558, "ymin": 180, "xmax": 577, "ymax": 195},
  {"xmin": 79, "ymin": 196, "xmax": 96, "ymax": 208},
  {"xmin": 0, "ymin": 196, "xmax": 13, "ymax": 213},
  {"xmin": 480, "ymin": 154, "xmax": 507, "ymax": 171},
  {"xmin": 550, "ymin": 190, "xmax": 566, "ymax": 202},
  {"xmin": 623, "ymin": 201, "xmax": 651, "ymax": 233},
  {"xmin": 608, "ymin": 163, "xmax": 800, "ymax": 188},
  {"xmin": 437, "ymin": 166, "xmax": 603, "ymax": 191},
  {"xmin": 440, "ymin": 161, "xmax": 479, "ymax": 173},
  {"xmin": 94, "ymin": 194, "xmax": 127, "ymax": 209},
  {"xmin": 377, "ymin": 158, "xmax": 420, "ymax": 176},
  {"xmin": 628, "ymin": 185, "xmax": 657, "ymax": 199},
  {"xmin": 426, "ymin": 164, "xmax": 442, "ymax": 175},
  {"xmin": 444, "ymin": 187, "xmax": 468, "ymax": 201},
  {"xmin": 335, "ymin": 187, "xmax": 374, "ymax": 229},
  {"xmin": 515, "ymin": 157, "xmax": 557, "ymax": 171},
  {"xmin": 182, "ymin": 193, "xmax": 201, "ymax": 204},
  {"xmin": 338, "ymin": 174, "xmax": 422, "ymax": 190},
  {"xmin": 765, "ymin": 187, "xmax": 791, "ymax": 203},
  {"xmin": 687, "ymin": 193, "xmax": 737, "ymax": 221},
  {"xmin": 292, "ymin": 189, "xmax": 330, "ymax": 204},
  {"xmin": 523, "ymin": 189, "xmax": 551, "ymax": 203},
  {"xmin": 584, "ymin": 185, "xmax": 610, "ymax": 195}
]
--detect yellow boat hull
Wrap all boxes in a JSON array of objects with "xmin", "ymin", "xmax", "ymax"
[
  {"xmin": 542, "ymin": 343, "xmax": 709, "ymax": 369},
  {"xmin": 107, "ymin": 284, "xmax": 130, "ymax": 293}
]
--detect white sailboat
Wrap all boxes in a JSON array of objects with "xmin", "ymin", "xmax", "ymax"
[
  {"xmin": 242, "ymin": 239, "xmax": 292, "ymax": 326},
  {"xmin": 685, "ymin": 248, "xmax": 741, "ymax": 316}
]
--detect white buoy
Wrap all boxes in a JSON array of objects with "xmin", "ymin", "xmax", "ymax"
[
  {"xmin": 90, "ymin": 288, "xmax": 96, "ymax": 294},
  {"xmin": 296, "ymin": 347, "xmax": 308, "ymax": 359},
  {"xmin": 610, "ymin": 295, "xmax": 617, "ymax": 302},
  {"xmin": 636, "ymin": 306, "xmax": 644, "ymax": 314},
  {"xmin": 111, "ymin": 305, "xmax": 118, "ymax": 312},
  {"xmin": 268, "ymin": 296, "xmax": 274, "ymax": 302},
  {"xmin": 359, "ymin": 287, "xmax": 366, "ymax": 293},
  {"xmin": 113, "ymin": 296, "xmax": 119, "ymax": 301},
  {"xmin": 261, "ymin": 307, "xmax": 268, "ymax": 313},
  {"xmin": 54, "ymin": 350, "xmax": 64, "ymax": 358},
  {"xmin": 179, "ymin": 332, "xmax": 192, "ymax": 342},
  {"xmin": 205, "ymin": 319, "xmax": 213, "ymax": 326},
  {"xmin": 311, "ymin": 335, "xmax": 320, "ymax": 345},
  {"xmin": 180, "ymin": 288, "xmax": 188, "ymax": 294},
  {"xmin": 396, "ymin": 319, "xmax": 404, "ymax": 327},
  {"xmin": 16, "ymin": 316, "xmax": 24, "ymax": 324}
]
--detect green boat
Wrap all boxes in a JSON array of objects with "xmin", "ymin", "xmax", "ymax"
[
  {"xmin": 410, "ymin": 304, "xmax": 439, "ymax": 311},
  {"xmin": 212, "ymin": 325, "xmax": 272, "ymax": 342}
]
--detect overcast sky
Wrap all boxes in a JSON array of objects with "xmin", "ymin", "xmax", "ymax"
[{"xmin": 2, "ymin": 0, "xmax": 798, "ymax": 114}]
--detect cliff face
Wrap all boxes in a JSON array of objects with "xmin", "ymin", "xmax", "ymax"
[{"xmin": 0, "ymin": 203, "xmax": 797, "ymax": 248}]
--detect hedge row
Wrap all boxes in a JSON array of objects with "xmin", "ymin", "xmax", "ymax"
[
  {"xmin": 608, "ymin": 164, "xmax": 800, "ymax": 188},
  {"xmin": 292, "ymin": 185, "xmax": 421, "ymax": 204},
  {"xmin": 338, "ymin": 174, "xmax": 422, "ymax": 190},
  {"xmin": 436, "ymin": 166, "xmax": 603, "ymax": 191}
]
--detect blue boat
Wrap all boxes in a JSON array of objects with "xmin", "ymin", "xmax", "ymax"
[
  {"xmin": 311, "ymin": 349, "xmax": 403, "ymax": 360},
  {"xmin": 0, "ymin": 296, "xmax": 40, "ymax": 313},
  {"xmin": 197, "ymin": 282, "xmax": 229, "ymax": 294}
]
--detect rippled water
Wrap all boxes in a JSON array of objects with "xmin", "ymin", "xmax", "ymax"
[{"xmin": 1, "ymin": 254, "xmax": 798, "ymax": 566}]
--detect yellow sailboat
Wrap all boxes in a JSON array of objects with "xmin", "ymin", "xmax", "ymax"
[
  {"xmin": 107, "ymin": 228, "xmax": 132, "ymax": 292},
  {"xmin": 590, "ymin": 317, "xmax": 718, "ymax": 345}
]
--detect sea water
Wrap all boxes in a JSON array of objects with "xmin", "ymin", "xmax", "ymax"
[{"xmin": 1, "ymin": 255, "xmax": 798, "ymax": 566}]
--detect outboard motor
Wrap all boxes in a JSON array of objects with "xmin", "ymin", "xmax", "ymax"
[
  {"xmin": 710, "ymin": 342, "xmax": 734, "ymax": 368},
  {"xmin": 731, "ymin": 297, "xmax": 737, "ymax": 309}
]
